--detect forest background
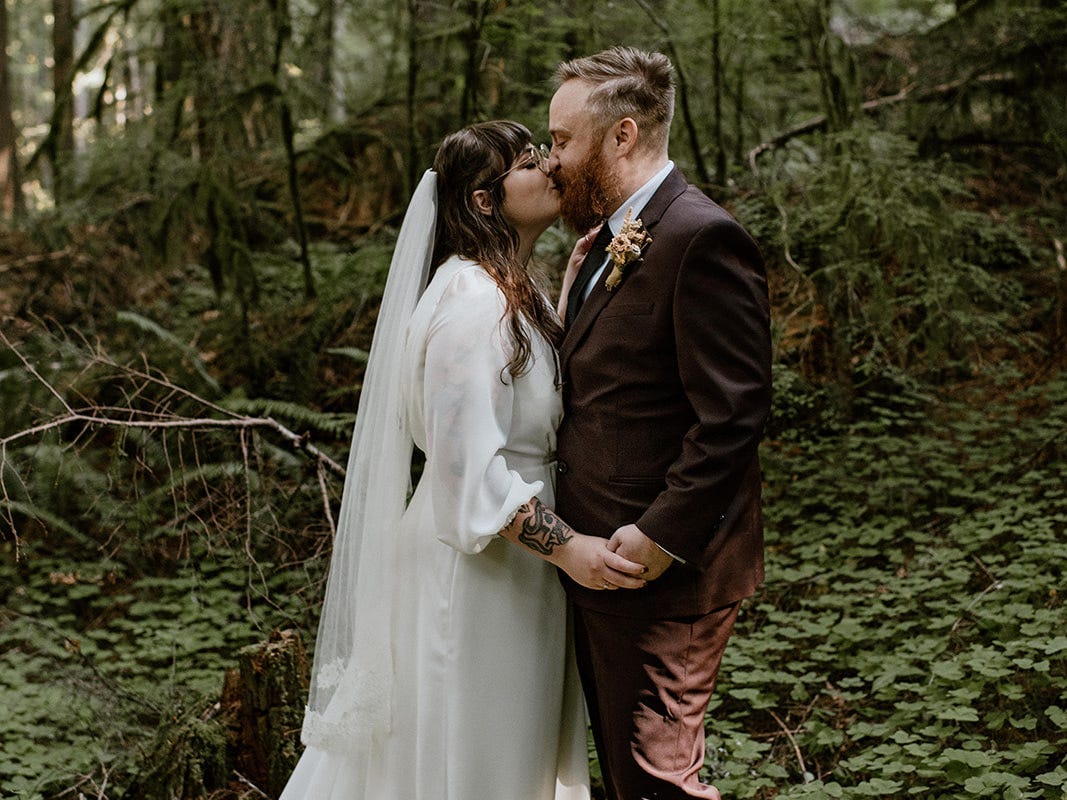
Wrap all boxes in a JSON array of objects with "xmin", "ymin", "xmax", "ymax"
[{"xmin": 0, "ymin": 0, "xmax": 1065, "ymax": 798}]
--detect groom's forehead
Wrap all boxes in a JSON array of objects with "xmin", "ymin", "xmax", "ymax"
[
  {"xmin": 551, "ymin": 80, "xmax": 593, "ymax": 113},
  {"xmin": 550, "ymin": 81, "xmax": 595, "ymax": 131}
]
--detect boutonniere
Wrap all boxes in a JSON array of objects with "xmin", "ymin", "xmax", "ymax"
[{"xmin": 604, "ymin": 208, "xmax": 652, "ymax": 292}]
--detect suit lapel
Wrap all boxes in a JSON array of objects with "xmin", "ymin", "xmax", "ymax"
[{"xmin": 560, "ymin": 167, "xmax": 690, "ymax": 370}]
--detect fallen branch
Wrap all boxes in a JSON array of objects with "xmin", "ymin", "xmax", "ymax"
[
  {"xmin": 0, "ymin": 408, "xmax": 345, "ymax": 479},
  {"xmin": 0, "ymin": 327, "xmax": 345, "ymax": 478},
  {"xmin": 0, "ymin": 327, "xmax": 347, "ymax": 552},
  {"xmin": 0, "ymin": 248, "xmax": 95, "ymax": 274},
  {"xmin": 767, "ymin": 708, "xmax": 810, "ymax": 783},
  {"xmin": 1055, "ymin": 238, "xmax": 1065, "ymax": 349},
  {"xmin": 748, "ymin": 72, "xmax": 1016, "ymax": 175}
]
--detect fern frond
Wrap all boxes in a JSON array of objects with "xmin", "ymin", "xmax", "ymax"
[
  {"xmin": 221, "ymin": 398, "xmax": 354, "ymax": 439},
  {"xmin": 115, "ymin": 311, "xmax": 221, "ymax": 393},
  {"xmin": 324, "ymin": 347, "xmax": 370, "ymax": 366},
  {"xmin": 141, "ymin": 461, "xmax": 261, "ymax": 505},
  {"xmin": 1, "ymin": 500, "xmax": 98, "ymax": 549}
]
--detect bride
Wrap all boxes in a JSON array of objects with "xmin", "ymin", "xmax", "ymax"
[{"xmin": 280, "ymin": 120, "xmax": 647, "ymax": 800}]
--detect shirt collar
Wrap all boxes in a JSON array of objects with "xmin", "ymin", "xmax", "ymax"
[{"xmin": 607, "ymin": 161, "xmax": 674, "ymax": 236}]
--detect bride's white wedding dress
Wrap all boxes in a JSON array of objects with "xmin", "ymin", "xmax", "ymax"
[{"xmin": 281, "ymin": 256, "xmax": 590, "ymax": 800}]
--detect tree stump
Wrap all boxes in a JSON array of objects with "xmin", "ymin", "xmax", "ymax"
[
  {"xmin": 223, "ymin": 628, "xmax": 309, "ymax": 798},
  {"xmin": 123, "ymin": 711, "xmax": 230, "ymax": 800}
]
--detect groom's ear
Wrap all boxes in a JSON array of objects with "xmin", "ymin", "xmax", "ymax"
[
  {"xmin": 614, "ymin": 118, "xmax": 639, "ymax": 155},
  {"xmin": 471, "ymin": 189, "xmax": 494, "ymax": 216}
]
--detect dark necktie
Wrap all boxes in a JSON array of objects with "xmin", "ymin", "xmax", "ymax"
[{"xmin": 565, "ymin": 223, "xmax": 614, "ymax": 327}]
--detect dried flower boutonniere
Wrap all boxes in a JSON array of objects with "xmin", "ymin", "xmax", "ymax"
[{"xmin": 604, "ymin": 208, "xmax": 652, "ymax": 291}]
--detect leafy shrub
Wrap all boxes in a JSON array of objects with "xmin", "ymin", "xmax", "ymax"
[{"xmin": 745, "ymin": 125, "xmax": 1032, "ymax": 396}]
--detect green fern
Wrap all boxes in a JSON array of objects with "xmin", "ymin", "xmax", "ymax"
[
  {"xmin": 140, "ymin": 461, "xmax": 261, "ymax": 507},
  {"xmin": 324, "ymin": 347, "xmax": 370, "ymax": 366},
  {"xmin": 1, "ymin": 499, "xmax": 96, "ymax": 549},
  {"xmin": 115, "ymin": 311, "xmax": 221, "ymax": 393},
  {"xmin": 221, "ymin": 397, "xmax": 354, "ymax": 439}
]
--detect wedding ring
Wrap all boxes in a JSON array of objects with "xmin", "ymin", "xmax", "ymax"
[{"xmin": 601, "ymin": 582, "xmax": 611, "ymax": 589}]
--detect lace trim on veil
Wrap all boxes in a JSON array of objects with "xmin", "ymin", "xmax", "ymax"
[{"xmin": 301, "ymin": 659, "xmax": 393, "ymax": 752}]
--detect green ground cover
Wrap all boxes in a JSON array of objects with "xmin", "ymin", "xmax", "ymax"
[
  {"xmin": 2, "ymin": 370, "xmax": 1063, "ymax": 798},
  {"xmin": 707, "ymin": 373, "xmax": 1067, "ymax": 798}
]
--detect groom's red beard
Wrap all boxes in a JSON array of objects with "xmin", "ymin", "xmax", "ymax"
[{"xmin": 554, "ymin": 149, "xmax": 621, "ymax": 233}]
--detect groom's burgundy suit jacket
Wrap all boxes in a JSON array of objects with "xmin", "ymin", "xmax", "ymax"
[{"xmin": 556, "ymin": 167, "xmax": 772, "ymax": 618}]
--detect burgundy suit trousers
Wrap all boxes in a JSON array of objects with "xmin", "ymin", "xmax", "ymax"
[{"xmin": 573, "ymin": 602, "xmax": 739, "ymax": 800}]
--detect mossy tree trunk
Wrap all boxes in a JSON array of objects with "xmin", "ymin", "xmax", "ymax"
[
  {"xmin": 127, "ymin": 629, "xmax": 309, "ymax": 799},
  {"xmin": 224, "ymin": 628, "xmax": 309, "ymax": 797},
  {"xmin": 51, "ymin": 0, "xmax": 75, "ymax": 203}
]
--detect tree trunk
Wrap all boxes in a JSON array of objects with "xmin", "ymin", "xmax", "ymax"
[
  {"xmin": 406, "ymin": 0, "xmax": 422, "ymax": 192},
  {"xmin": 125, "ymin": 630, "xmax": 308, "ymax": 800},
  {"xmin": 460, "ymin": 0, "xmax": 489, "ymax": 123},
  {"xmin": 157, "ymin": 3, "xmax": 185, "ymax": 98},
  {"xmin": 710, "ymin": 0, "xmax": 726, "ymax": 186},
  {"xmin": 224, "ymin": 629, "xmax": 309, "ymax": 798},
  {"xmin": 631, "ymin": 0, "xmax": 710, "ymax": 187},
  {"xmin": 122, "ymin": 714, "xmax": 230, "ymax": 800},
  {"xmin": 1056, "ymin": 238, "xmax": 1066, "ymax": 365},
  {"xmin": 52, "ymin": 0, "xmax": 75, "ymax": 202},
  {"xmin": 802, "ymin": 0, "xmax": 854, "ymax": 131},
  {"xmin": 310, "ymin": 0, "xmax": 337, "ymax": 119},
  {"xmin": 0, "ymin": 0, "xmax": 23, "ymax": 218},
  {"xmin": 560, "ymin": 0, "xmax": 597, "ymax": 61},
  {"xmin": 732, "ymin": 59, "xmax": 745, "ymax": 168},
  {"xmin": 269, "ymin": 0, "xmax": 315, "ymax": 298}
]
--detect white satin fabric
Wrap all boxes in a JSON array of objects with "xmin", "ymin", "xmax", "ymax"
[{"xmin": 281, "ymin": 256, "xmax": 590, "ymax": 800}]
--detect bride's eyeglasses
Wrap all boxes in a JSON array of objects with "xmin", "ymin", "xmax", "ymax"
[{"xmin": 486, "ymin": 144, "xmax": 551, "ymax": 186}]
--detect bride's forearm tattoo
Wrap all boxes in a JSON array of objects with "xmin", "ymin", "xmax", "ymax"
[{"xmin": 517, "ymin": 499, "xmax": 573, "ymax": 556}]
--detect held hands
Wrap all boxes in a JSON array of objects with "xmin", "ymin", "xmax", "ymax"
[
  {"xmin": 557, "ymin": 224, "xmax": 603, "ymax": 320},
  {"xmin": 553, "ymin": 533, "xmax": 648, "ymax": 591},
  {"xmin": 499, "ymin": 498, "xmax": 646, "ymax": 591},
  {"xmin": 607, "ymin": 524, "xmax": 674, "ymax": 581}
]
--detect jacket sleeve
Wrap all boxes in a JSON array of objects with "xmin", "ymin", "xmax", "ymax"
[{"xmin": 635, "ymin": 218, "xmax": 772, "ymax": 563}]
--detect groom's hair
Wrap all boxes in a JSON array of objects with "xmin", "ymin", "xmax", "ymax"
[{"xmin": 554, "ymin": 47, "xmax": 675, "ymax": 154}]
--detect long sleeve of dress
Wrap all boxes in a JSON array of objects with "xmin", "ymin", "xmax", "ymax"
[{"xmin": 420, "ymin": 267, "xmax": 544, "ymax": 555}]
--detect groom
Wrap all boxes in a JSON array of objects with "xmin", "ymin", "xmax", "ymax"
[{"xmin": 549, "ymin": 47, "xmax": 772, "ymax": 799}]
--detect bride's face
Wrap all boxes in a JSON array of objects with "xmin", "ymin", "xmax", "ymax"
[{"xmin": 499, "ymin": 146, "xmax": 559, "ymax": 234}]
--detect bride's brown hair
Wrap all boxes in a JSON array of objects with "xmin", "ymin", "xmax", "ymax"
[{"xmin": 431, "ymin": 120, "xmax": 563, "ymax": 379}]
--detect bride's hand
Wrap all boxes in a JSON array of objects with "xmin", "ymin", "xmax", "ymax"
[
  {"xmin": 554, "ymin": 532, "xmax": 647, "ymax": 591},
  {"xmin": 557, "ymin": 225, "xmax": 603, "ymax": 319}
]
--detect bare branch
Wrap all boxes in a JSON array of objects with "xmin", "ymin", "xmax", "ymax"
[
  {"xmin": 767, "ymin": 708, "xmax": 810, "ymax": 783},
  {"xmin": 0, "ymin": 328, "xmax": 75, "ymax": 414},
  {"xmin": 748, "ymin": 72, "xmax": 1017, "ymax": 174},
  {"xmin": 0, "ymin": 331, "xmax": 346, "ymax": 478},
  {"xmin": 0, "ymin": 409, "xmax": 345, "ymax": 478},
  {"xmin": 234, "ymin": 771, "xmax": 271, "ymax": 799},
  {"xmin": 317, "ymin": 461, "xmax": 337, "ymax": 539}
]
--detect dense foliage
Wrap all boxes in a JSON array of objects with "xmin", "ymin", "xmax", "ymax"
[{"xmin": 1, "ymin": 0, "xmax": 1064, "ymax": 797}]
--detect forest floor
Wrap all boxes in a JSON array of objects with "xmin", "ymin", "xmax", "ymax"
[
  {"xmin": 1, "ymin": 210, "xmax": 1065, "ymax": 798},
  {"xmin": 3, "ymin": 356, "xmax": 1064, "ymax": 799}
]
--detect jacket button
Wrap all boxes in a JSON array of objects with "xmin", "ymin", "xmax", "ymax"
[{"xmin": 557, "ymin": 460, "xmax": 569, "ymax": 475}]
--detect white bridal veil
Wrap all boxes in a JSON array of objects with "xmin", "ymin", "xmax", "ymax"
[{"xmin": 301, "ymin": 170, "xmax": 437, "ymax": 753}]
